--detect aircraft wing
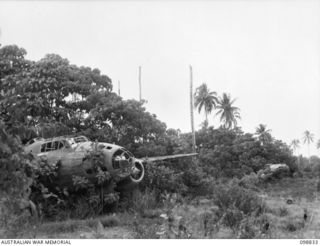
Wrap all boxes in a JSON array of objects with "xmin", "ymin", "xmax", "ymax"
[{"xmin": 141, "ymin": 153, "xmax": 198, "ymax": 163}]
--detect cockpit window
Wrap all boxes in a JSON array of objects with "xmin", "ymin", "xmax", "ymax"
[
  {"xmin": 53, "ymin": 141, "xmax": 64, "ymax": 150},
  {"xmin": 74, "ymin": 136, "xmax": 88, "ymax": 143},
  {"xmin": 98, "ymin": 144, "xmax": 112, "ymax": 150},
  {"xmin": 40, "ymin": 140, "xmax": 66, "ymax": 152},
  {"xmin": 40, "ymin": 143, "xmax": 46, "ymax": 152},
  {"xmin": 26, "ymin": 137, "xmax": 44, "ymax": 146},
  {"xmin": 46, "ymin": 142, "xmax": 53, "ymax": 151},
  {"xmin": 27, "ymin": 139, "xmax": 35, "ymax": 145}
]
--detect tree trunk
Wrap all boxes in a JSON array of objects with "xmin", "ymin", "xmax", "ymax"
[
  {"xmin": 139, "ymin": 66, "xmax": 142, "ymax": 101},
  {"xmin": 308, "ymin": 143, "xmax": 310, "ymax": 164},
  {"xmin": 189, "ymin": 65, "xmax": 196, "ymax": 153}
]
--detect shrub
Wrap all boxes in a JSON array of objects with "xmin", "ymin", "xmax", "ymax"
[
  {"xmin": 212, "ymin": 179, "xmax": 267, "ymax": 235},
  {"xmin": 221, "ymin": 208, "xmax": 244, "ymax": 232},
  {"xmin": 213, "ymin": 180, "xmax": 265, "ymax": 216},
  {"xmin": 237, "ymin": 217, "xmax": 257, "ymax": 239},
  {"xmin": 132, "ymin": 219, "xmax": 161, "ymax": 239},
  {"xmin": 285, "ymin": 220, "xmax": 305, "ymax": 232},
  {"xmin": 99, "ymin": 215, "xmax": 120, "ymax": 227},
  {"xmin": 139, "ymin": 156, "xmax": 217, "ymax": 202},
  {"xmin": 0, "ymin": 122, "xmax": 36, "ymax": 237},
  {"xmin": 238, "ymin": 172, "xmax": 260, "ymax": 191},
  {"xmin": 141, "ymin": 163, "xmax": 188, "ymax": 197},
  {"xmin": 303, "ymin": 165, "xmax": 312, "ymax": 172},
  {"xmin": 182, "ymin": 165, "xmax": 215, "ymax": 197},
  {"xmin": 201, "ymin": 211, "xmax": 219, "ymax": 237},
  {"xmin": 279, "ymin": 207, "xmax": 289, "ymax": 217},
  {"xmin": 131, "ymin": 188, "xmax": 160, "ymax": 213}
]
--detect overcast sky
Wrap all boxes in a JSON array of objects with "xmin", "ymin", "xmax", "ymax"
[{"xmin": 0, "ymin": 0, "xmax": 319, "ymax": 156}]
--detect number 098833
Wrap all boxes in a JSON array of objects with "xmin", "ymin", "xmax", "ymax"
[{"xmin": 300, "ymin": 240, "xmax": 318, "ymax": 244}]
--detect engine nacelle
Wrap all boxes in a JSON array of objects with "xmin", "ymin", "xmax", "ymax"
[{"xmin": 130, "ymin": 159, "xmax": 145, "ymax": 183}]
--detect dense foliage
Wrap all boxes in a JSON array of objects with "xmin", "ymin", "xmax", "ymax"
[
  {"xmin": 0, "ymin": 44, "xmax": 299, "ymax": 237},
  {"xmin": 0, "ymin": 121, "xmax": 36, "ymax": 237},
  {"xmin": 0, "ymin": 45, "xmax": 166, "ymax": 149},
  {"xmin": 196, "ymin": 126, "xmax": 296, "ymax": 178}
]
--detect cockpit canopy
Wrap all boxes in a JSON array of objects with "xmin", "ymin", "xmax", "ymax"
[
  {"xmin": 40, "ymin": 139, "xmax": 70, "ymax": 153},
  {"xmin": 24, "ymin": 135, "xmax": 89, "ymax": 156}
]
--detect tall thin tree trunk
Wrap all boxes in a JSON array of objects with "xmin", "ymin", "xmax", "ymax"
[
  {"xmin": 190, "ymin": 65, "xmax": 196, "ymax": 153},
  {"xmin": 139, "ymin": 66, "xmax": 142, "ymax": 101},
  {"xmin": 308, "ymin": 143, "xmax": 310, "ymax": 164},
  {"xmin": 118, "ymin": 80, "xmax": 121, "ymax": 96}
]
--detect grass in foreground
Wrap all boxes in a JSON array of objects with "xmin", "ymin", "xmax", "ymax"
[{"xmin": 19, "ymin": 176, "xmax": 320, "ymax": 239}]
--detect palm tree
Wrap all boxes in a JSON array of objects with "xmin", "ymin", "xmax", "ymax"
[
  {"xmin": 215, "ymin": 93, "xmax": 241, "ymax": 129},
  {"xmin": 290, "ymin": 139, "xmax": 300, "ymax": 155},
  {"xmin": 255, "ymin": 124, "xmax": 272, "ymax": 145},
  {"xmin": 194, "ymin": 83, "xmax": 218, "ymax": 124},
  {"xmin": 199, "ymin": 119, "xmax": 209, "ymax": 129},
  {"xmin": 303, "ymin": 130, "xmax": 314, "ymax": 159}
]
